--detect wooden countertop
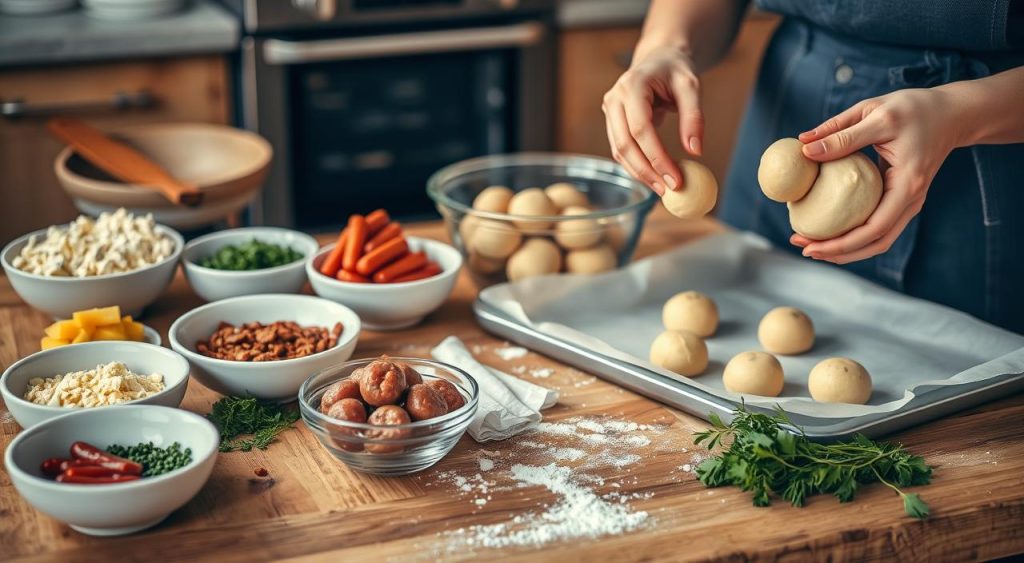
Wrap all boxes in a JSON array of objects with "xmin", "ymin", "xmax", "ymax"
[{"xmin": 2, "ymin": 213, "xmax": 1023, "ymax": 561}]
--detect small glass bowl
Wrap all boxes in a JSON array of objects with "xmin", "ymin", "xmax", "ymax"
[
  {"xmin": 298, "ymin": 357, "xmax": 479, "ymax": 476},
  {"xmin": 426, "ymin": 152, "xmax": 657, "ymax": 288}
]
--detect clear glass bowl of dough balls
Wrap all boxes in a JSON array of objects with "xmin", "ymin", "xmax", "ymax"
[
  {"xmin": 427, "ymin": 153, "xmax": 658, "ymax": 287},
  {"xmin": 298, "ymin": 356, "xmax": 479, "ymax": 476}
]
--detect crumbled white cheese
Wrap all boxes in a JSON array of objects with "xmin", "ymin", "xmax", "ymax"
[
  {"xmin": 13, "ymin": 208, "xmax": 174, "ymax": 277},
  {"xmin": 24, "ymin": 361, "xmax": 165, "ymax": 408}
]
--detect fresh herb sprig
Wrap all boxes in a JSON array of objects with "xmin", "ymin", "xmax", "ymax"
[
  {"xmin": 693, "ymin": 406, "xmax": 932, "ymax": 519},
  {"xmin": 207, "ymin": 396, "xmax": 300, "ymax": 452},
  {"xmin": 198, "ymin": 239, "xmax": 303, "ymax": 271}
]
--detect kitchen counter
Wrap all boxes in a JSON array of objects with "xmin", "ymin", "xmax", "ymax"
[
  {"xmin": 1, "ymin": 214, "xmax": 1023, "ymax": 561},
  {"xmin": 0, "ymin": 0, "xmax": 238, "ymax": 68}
]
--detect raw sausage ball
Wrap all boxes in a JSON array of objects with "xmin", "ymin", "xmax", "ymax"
[
  {"xmin": 554, "ymin": 205, "xmax": 603, "ymax": 250},
  {"xmin": 757, "ymin": 138, "xmax": 818, "ymax": 203},
  {"xmin": 661, "ymin": 160, "xmax": 718, "ymax": 219},
  {"xmin": 808, "ymin": 357, "xmax": 872, "ymax": 404},
  {"xmin": 405, "ymin": 384, "xmax": 449, "ymax": 421},
  {"xmin": 506, "ymin": 238, "xmax": 563, "ymax": 281},
  {"xmin": 649, "ymin": 330, "xmax": 708, "ymax": 377},
  {"xmin": 722, "ymin": 351, "xmax": 785, "ymax": 397},
  {"xmin": 359, "ymin": 358, "xmax": 409, "ymax": 406},
  {"xmin": 662, "ymin": 290, "xmax": 719, "ymax": 337},
  {"xmin": 365, "ymin": 405, "xmax": 412, "ymax": 454},
  {"xmin": 327, "ymin": 398, "xmax": 368, "ymax": 452},
  {"xmin": 545, "ymin": 182, "xmax": 589, "ymax": 210},
  {"xmin": 427, "ymin": 379, "xmax": 466, "ymax": 412},
  {"xmin": 787, "ymin": 152, "xmax": 883, "ymax": 240},
  {"xmin": 758, "ymin": 306, "xmax": 815, "ymax": 355},
  {"xmin": 394, "ymin": 361, "xmax": 423, "ymax": 386},
  {"xmin": 473, "ymin": 185, "xmax": 514, "ymax": 213},
  {"xmin": 319, "ymin": 378, "xmax": 362, "ymax": 414},
  {"xmin": 507, "ymin": 187, "xmax": 558, "ymax": 232},
  {"xmin": 471, "ymin": 219, "xmax": 522, "ymax": 259}
]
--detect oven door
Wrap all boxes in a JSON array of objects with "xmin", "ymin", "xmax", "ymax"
[{"xmin": 242, "ymin": 21, "xmax": 553, "ymax": 228}]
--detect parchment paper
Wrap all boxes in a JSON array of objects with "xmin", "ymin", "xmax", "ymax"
[{"xmin": 479, "ymin": 231, "xmax": 1024, "ymax": 418}]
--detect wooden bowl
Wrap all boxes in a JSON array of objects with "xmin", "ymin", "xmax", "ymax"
[{"xmin": 55, "ymin": 123, "xmax": 272, "ymax": 210}]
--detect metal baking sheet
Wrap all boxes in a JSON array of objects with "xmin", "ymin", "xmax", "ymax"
[{"xmin": 474, "ymin": 299, "xmax": 1024, "ymax": 440}]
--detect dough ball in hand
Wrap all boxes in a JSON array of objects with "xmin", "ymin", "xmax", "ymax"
[
  {"xmin": 758, "ymin": 138, "xmax": 818, "ymax": 203},
  {"xmin": 662, "ymin": 290, "xmax": 718, "ymax": 337},
  {"xmin": 661, "ymin": 160, "xmax": 718, "ymax": 219},
  {"xmin": 565, "ymin": 244, "xmax": 617, "ymax": 274},
  {"xmin": 788, "ymin": 152, "xmax": 882, "ymax": 240},
  {"xmin": 649, "ymin": 330, "xmax": 708, "ymax": 377},
  {"xmin": 758, "ymin": 306, "xmax": 815, "ymax": 355},
  {"xmin": 545, "ymin": 182, "xmax": 589, "ymax": 210},
  {"xmin": 506, "ymin": 238, "xmax": 563, "ymax": 281},
  {"xmin": 554, "ymin": 205, "xmax": 603, "ymax": 250},
  {"xmin": 508, "ymin": 187, "xmax": 558, "ymax": 232},
  {"xmin": 723, "ymin": 351, "xmax": 784, "ymax": 397},
  {"xmin": 473, "ymin": 186, "xmax": 514, "ymax": 213},
  {"xmin": 808, "ymin": 357, "xmax": 872, "ymax": 404}
]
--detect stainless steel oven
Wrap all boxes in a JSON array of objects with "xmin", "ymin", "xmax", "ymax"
[{"xmin": 225, "ymin": 0, "xmax": 556, "ymax": 229}]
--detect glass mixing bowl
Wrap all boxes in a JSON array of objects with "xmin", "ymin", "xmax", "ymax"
[{"xmin": 426, "ymin": 153, "xmax": 657, "ymax": 288}]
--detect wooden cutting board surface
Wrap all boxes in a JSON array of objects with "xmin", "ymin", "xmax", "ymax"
[{"xmin": 1, "ymin": 213, "xmax": 1022, "ymax": 562}]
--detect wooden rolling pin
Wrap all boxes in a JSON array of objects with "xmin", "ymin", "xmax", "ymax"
[{"xmin": 47, "ymin": 117, "xmax": 203, "ymax": 207}]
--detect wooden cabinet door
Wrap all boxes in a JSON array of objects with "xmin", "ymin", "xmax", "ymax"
[
  {"xmin": 0, "ymin": 56, "xmax": 229, "ymax": 244},
  {"xmin": 557, "ymin": 15, "xmax": 780, "ymax": 193}
]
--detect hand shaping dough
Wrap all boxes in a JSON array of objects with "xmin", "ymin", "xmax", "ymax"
[
  {"xmin": 508, "ymin": 187, "xmax": 558, "ymax": 232},
  {"xmin": 545, "ymin": 182, "xmax": 589, "ymax": 210},
  {"xmin": 506, "ymin": 238, "xmax": 563, "ymax": 281},
  {"xmin": 565, "ymin": 244, "xmax": 617, "ymax": 274},
  {"xmin": 808, "ymin": 357, "xmax": 872, "ymax": 404},
  {"xmin": 757, "ymin": 306, "xmax": 815, "ymax": 355},
  {"xmin": 661, "ymin": 159, "xmax": 718, "ymax": 219},
  {"xmin": 788, "ymin": 152, "xmax": 883, "ymax": 240},
  {"xmin": 662, "ymin": 290, "xmax": 718, "ymax": 337},
  {"xmin": 758, "ymin": 138, "xmax": 818, "ymax": 202},
  {"xmin": 649, "ymin": 330, "xmax": 708, "ymax": 377},
  {"xmin": 723, "ymin": 351, "xmax": 785, "ymax": 397},
  {"xmin": 555, "ymin": 205, "xmax": 603, "ymax": 250},
  {"xmin": 472, "ymin": 186, "xmax": 514, "ymax": 213},
  {"xmin": 470, "ymin": 219, "xmax": 522, "ymax": 259}
]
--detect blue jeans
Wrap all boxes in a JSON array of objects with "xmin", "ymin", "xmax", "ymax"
[{"xmin": 720, "ymin": 19, "xmax": 1024, "ymax": 334}]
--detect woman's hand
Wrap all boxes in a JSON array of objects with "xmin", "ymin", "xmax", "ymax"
[
  {"xmin": 793, "ymin": 88, "xmax": 964, "ymax": 264},
  {"xmin": 602, "ymin": 45, "xmax": 705, "ymax": 196}
]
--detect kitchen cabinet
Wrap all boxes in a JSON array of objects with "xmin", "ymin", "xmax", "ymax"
[
  {"xmin": 0, "ymin": 56, "xmax": 230, "ymax": 244},
  {"xmin": 557, "ymin": 14, "xmax": 780, "ymax": 187}
]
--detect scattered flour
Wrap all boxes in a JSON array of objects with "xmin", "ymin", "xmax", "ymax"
[
  {"xmin": 529, "ymin": 368, "xmax": 555, "ymax": 378},
  {"xmin": 494, "ymin": 346, "xmax": 529, "ymax": 361},
  {"xmin": 479, "ymin": 458, "xmax": 495, "ymax": 472}
]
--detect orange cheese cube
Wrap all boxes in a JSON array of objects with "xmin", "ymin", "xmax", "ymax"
[
  {"xmin": 72, "ymin": 306, "xmax": 122, "ymax": 330},
  {"xmin": 45, "ymin": 320, "xmax": 80, "ymax": 340},
  {"xmin": 93, "ymin": 324, "xmax": 127, "ymax": 341},
  {"xmin": 41, "ymin": 337, "xmax": 69, "ymax": 350},
  {"xmin": 71, "ymin": 328, "xmax": 93, "ymax": 344}
]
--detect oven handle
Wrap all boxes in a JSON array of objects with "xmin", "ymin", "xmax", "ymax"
[{"xmin": 262, "ymin": 22, "xmax": 545, "ymax": 65}]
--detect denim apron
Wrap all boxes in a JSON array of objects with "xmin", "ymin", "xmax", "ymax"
[{"xmin": 720, "ymin": 15, "xmax": 1024, "ymax": 334}]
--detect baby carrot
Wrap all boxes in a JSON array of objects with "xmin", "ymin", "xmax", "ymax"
[
  {"xmin": 342, "ymin": 215, "xmax": 368, "ymax": 272},
  {"xmin": 391, "ymin": 261, "xmax": 442, "ymax": 283},
  {"xmin": 337, "ymin": 270, "xmax": 370, "ymax": 283},
  {"xmin": 319, "ymin": 227, "xmax": 349, "ymax": 277},
  {"xmin": 366, "ymin": 209, "xmax": 390, "ymax": 237},
  {"xmin": 355, "ymin": 237, "xmax": 409, "ymax": 275},
  {"xmin": 372, "ymin": 251, "xmax": 426, "ymax": 283},
  {"xmin": 364, "ymin": 222, "xmax": 402, "ymax": 253}
]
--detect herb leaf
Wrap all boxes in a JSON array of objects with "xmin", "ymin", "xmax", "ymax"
[{"xmin": 207, "ymin": 396, "xmax": 300, "ymax": 452}]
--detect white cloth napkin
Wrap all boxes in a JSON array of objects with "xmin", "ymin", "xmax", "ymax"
[{"xmin": 431, "ymin": 336, "xmax": 559, "ymax": 442}]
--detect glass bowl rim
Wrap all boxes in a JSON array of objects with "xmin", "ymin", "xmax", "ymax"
[
  {"xmin": 299, "ymin": 356, "xmax": 480, "ymax": 432},
  {"xmin": 426, "ymin": 152, "xmax": 658, "ymax": 222}
]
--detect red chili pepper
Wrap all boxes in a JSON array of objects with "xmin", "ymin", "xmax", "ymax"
[
  {"xmin": 60, "ymin": 458, "xmax": 99, "ymax": 472},
  {"xmin": 64, "ymin": 465, "xmax": 125, "ymax": 478},
  {"xmin": 56, "ymin": 473, "xmax": 141, "ymax": 485},
  {"xmin": 40, "ymin": 457, "xmax": 68, "ymax": 477},
  {"xmin": 70, "ymin": 441, "xmax": 143, "ymax": 475}
]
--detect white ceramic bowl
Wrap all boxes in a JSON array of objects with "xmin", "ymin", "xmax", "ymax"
[
  {"xmin": 306, "ymin": 236, "xmax": 462, "ymax": 331},
  {"xmin": 5, "ymin": 405, "xmax": 219, "ymax": 536},
  {"xmin": 181, "ymin": 227, "xmax": 320, "ymax": 302},
  {"xmin": 168, "ymin": 294, "xmax": 361, "ymax": 400},
  {"xmin": 0, "ymin": 342, "xmax": 190, "ymax": 429},
  {"xmin": 1, "ymin": 224, "xmax": 183, "ymax": 319}
]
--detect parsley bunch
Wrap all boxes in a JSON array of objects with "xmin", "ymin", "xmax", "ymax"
[
  {"xmin": 694, "ymin": 406, "xmax": 932, "ymax": 519},
  {"xmin": 207, "ymin": 396, "xmax": 300, "ymax": 452}
]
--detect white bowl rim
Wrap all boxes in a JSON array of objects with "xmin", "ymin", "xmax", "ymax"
[
  {"xmin": 181, "ymin": 227, "xmax": 319, "ymax": 278},
  {"xmin": 1, "ymin": 223, "xmax": 184, "ymax": 283},
  {"xmin": 4, "ymin": 404, "xmax": 219, "ymax": 490},
  {"xmin": 168, "ymin": 293, "xmax": 362, "ymax": 368},
  {"xmin": 0, "ymin": 341, "xmax": 190, "ymax": 414},
  {"xmin": 306, "ymin": 235, "xmax": 462, "ymax": 289}
]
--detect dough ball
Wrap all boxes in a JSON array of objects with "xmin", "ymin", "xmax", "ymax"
[
  {"xmin": 758, "ymin": 306, "xmax": 815, "ymax": 355},
  {"xmin": 758, "ymin": 138, "xmax": 818, "ymax": 203},
  {"xmin": 458, "ymin": 214, "xmax": 479, "ymax": 244},
  {"xmin": 565, "ymin": 244, "xmax": 617, "ymax": 275},
  {"xmin": 649, "ymin": 330, "xmax": 708, "ymax": 377},
  {"xmin": 808, "ymin": 357, "xmax": 872, "ymax": 404},
  {"xmin": 468, "ymin": 251, "xmax": 505, "ymax": 275},
  {"xmin": 471, "ymin": 219, "xmax": 522, "ymax": 259},
  {"xmin": 545, "ymin": 182, "xmax": 589, "ymax": 210},
  {"xmin": 788, "ymin": 152, "xmax": 883, "ymax": 240},
  {"xmin": 554, "ymin": 205, "xmax": 603, "ymax": 250},
  {"xmin": 508, "ymin": 187, "xmax": 558, "ymax": 232},
  {"xmin": 472, "ymin": 185, "xmax": 514, "ymax": 213},
  {"xmin": 662, "ymin": 290, "xmax": 719, "ymax": 337},
  {"xmin": 506, "ymin": 238, "xmax": 563, "ymax": 281},
  {"xmin": 661, "ymin": 159, "xmax": 718, "ymax": 219},
  {"xmin": 723, "ymin": 351, "xmax": 784, "ymax": 397}
]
